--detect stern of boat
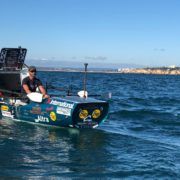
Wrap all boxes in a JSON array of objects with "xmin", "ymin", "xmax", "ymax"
[{"xmin": 72, "ymin": 101, "xmax": 109, "ymax": 128}]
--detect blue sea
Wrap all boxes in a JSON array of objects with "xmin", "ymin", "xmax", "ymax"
[{"xmin": 0, "ymin": 72, "xmax": 180, "ymax": 179}]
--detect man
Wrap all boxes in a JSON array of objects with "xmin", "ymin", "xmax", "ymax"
[{"xmin": 22, "ymin": 66, "xmax": 49, "ymax": 100}]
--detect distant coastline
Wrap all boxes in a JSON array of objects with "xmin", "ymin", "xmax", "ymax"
[
  {"xmin": 38, "ymin": 66, "xmax": 180, "ymax": 75},
  {"xmin": 37, "ymin": 67, "xmax": 118, "ymax": 73}
]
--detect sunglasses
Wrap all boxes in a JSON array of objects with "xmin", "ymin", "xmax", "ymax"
[{"xmin": 30, "ymin": 70, "xmax": 36, "ymax": 73}]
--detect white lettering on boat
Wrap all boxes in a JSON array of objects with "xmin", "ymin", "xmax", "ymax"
[
  {"xmin": 50, "ymin": 100, "xmax": 74, "ymax": 109},
  {"xmin": 56, "ymin": 107, "xmax": 71, "ymax": 116},
  {"xmin": 35, "ymin": 116, "xmax": 49, "ymax": 123}
]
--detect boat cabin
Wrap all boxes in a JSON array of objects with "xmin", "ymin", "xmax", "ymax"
[{"xmin": 0, "ymin": 47, "xmax": 28, "ymax": 95}]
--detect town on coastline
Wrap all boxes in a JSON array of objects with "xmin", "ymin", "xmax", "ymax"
[
  {"xmin": 38, "ymin": 65, "xmax": 180, "ymax": 75},
  {"xmin": 118, "ymin": 65, "xmax": 180, "ymax": 75}
]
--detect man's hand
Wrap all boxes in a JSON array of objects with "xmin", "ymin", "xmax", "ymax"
[{"xmin": 43, "ymin": 94, "xmax": 50, "ymax": 99}]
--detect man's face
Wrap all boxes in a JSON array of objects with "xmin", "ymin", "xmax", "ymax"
[{"xmin": 29, "ymin": 70, "xmax": 36, "ymax": 78}]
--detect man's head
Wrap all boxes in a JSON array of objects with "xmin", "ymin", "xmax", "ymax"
[{"xmin": 28, "ymin": 66, "xmax": 37, "ymax": 78}]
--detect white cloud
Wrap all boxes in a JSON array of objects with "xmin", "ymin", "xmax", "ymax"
[{"xmin": 84, "ymin": 56, "xmax": 107, "ymax": 61}]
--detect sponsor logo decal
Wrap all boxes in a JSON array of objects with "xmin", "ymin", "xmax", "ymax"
[
  {"xmin": 31, "ymin": 107, "xmax": 42, "ymax": 114},
  {"xmin": 56, "ymin": 107, "xmax": 71, "ymax": 116},
  {"xmin": 46, "ymin": 106, "xmax": 54, "ymax": 112},
  {"xmin": 50, "ymin": 100, "xmax": 74, "ymax": 109},
  {"xmin": 50, "ymin": 111, "xmax": 56, "ymax": 121},
  {"xmin": 1, "ymin": 111, "xmax": 14, "ymax": 118},
  {"xmin": 1, "ymin": 105, "xmax": 9, "ymax": 111},
  {"xmin": 35, "ymin": 115, "xmax": 49, "ymax": 123}
]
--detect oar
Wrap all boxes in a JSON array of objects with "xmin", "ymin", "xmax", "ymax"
[
  {"xmin": 46, "ymin": 83, "xmax": 76, "ymax": 96},
  {"xmin": 0, "ymin": 88, "xmax": 22, "ymax": 96},
  {"xmin": 88, "ymin": 92, "xmax": 112, "ymax": 99},
  {"xmin": 47, "ymin": 85, "xmax": 67, "ymax": 91},
  {"xmin": 46, "ymin": 84, "xmax": 112, "ymax": 99}
]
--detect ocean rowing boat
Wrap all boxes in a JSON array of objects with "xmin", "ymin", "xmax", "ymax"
[{"xmin": 0, "ymin": 47, "xmax": 109, "ymax": 128}]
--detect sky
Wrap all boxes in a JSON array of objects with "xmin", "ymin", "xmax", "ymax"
[{"xmin": 0, "ymin": 0, "xmax": 180, "ymax": 67}]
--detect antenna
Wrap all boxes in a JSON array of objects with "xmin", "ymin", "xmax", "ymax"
[{"xmin": 83, "ymin": 63, "xmax": 88, "ymax": 98}]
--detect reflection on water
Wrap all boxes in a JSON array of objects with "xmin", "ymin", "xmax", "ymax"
[{"xmin": 0, "ymin": 118, "xmax": 112, "ymax": 177}]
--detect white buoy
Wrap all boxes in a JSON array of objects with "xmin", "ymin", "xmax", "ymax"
[{"xmin": 78, "ymin": 90, "xmax": 88, "ymax": 98}]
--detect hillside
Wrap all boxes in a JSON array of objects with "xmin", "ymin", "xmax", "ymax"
[{"xmin": 118, "ymin": 67, "xmax": 180, "ymax": 75}]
